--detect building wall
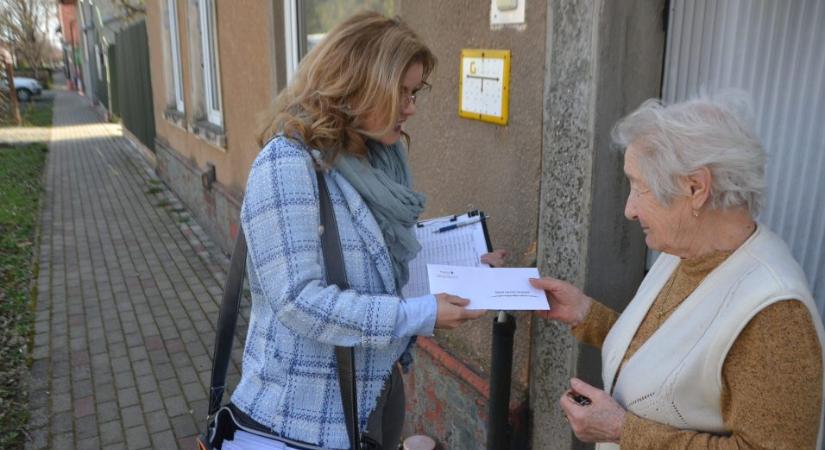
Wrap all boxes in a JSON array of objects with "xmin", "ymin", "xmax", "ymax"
[
  {"xmin": 401, "ymin": 0, "xmax": 547, "ymax": 419},
  {"xmin": 145, "ymin": 0, "xmax": 278, "ymax": 250},
  {"xmin": 58, "ymin": 4, "xmax": 80, "ymax": 47}
]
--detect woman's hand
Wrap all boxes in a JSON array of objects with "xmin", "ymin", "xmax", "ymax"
[
  {"xmin": 560, "ymin": 378, "xmax": 625, "ymax": 444},
  {"xmin": 529, "ymin": 277, "xmax": 592, "ymax": 327},
  {"xmin": 434, "ymin": 294, "xmax": 486, "ymax": 329},
  {"xmin": 480, "ymin": 249, "xmax": 509, "ymax": 268}
]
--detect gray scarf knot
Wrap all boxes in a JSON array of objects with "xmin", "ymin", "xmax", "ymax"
[{"xmin": 334, "ymin": 139, "xmax": 425, "ymax": 291}]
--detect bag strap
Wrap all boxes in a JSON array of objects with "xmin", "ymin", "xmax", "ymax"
[
  {"xmin": 205, "ymin": 169, "xmax": 361, "ymax": 450},
  {"xmin": 207, "ymin": 225, "xmax": 247, "ymax": 416},
  {"xmin": 317, "ymin": 170, "xmax": 362, "ymax": 450}
]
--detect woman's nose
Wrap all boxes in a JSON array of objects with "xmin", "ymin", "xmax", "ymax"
[
  {"xmin": 624, "ymin": 195, "xmax": 637, "ymax": 221},
  {"xmin": 401, "ymin": 98, "xmax": 416, "ymax": 117}
]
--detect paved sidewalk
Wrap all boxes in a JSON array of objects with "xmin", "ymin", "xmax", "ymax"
[{"xmin": 26, "ymin": 87, "xmax": 244, "ymax": 449}]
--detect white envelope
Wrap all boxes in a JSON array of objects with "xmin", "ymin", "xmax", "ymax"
[{"xmin": 427, "ymin": 264, "xmax": 549, "ymax": 310}]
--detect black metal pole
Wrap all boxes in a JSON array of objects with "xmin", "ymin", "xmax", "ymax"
[{"xmin": 487, "ymin": 312, "xmax": 516, "ymax": 450}]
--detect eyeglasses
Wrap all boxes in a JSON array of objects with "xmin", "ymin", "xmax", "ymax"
[{"xmin": 401, "ymin": 83, "xmax": 431, "ymax": 108}]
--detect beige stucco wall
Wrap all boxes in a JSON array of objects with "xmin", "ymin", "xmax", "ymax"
[
  {"xmin": 146, "ymin": 0, "xmax": 275, "ymax": 199},
  {"xmin": 401, "ymin": 0, "xmax": 546, "ymax": 389}
]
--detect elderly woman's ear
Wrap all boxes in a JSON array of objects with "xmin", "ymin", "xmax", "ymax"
[{"xmin": 685, "ymin": 166, "xmax": 712, "ymax": 212}]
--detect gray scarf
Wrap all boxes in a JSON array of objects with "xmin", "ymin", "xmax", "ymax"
[{"xmin": 334, "ymin": 139, "xmax": 425, "ymax": 291}]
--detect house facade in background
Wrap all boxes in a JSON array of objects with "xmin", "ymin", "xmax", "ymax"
[
  {"xmin": 142, "ymin": 1, "xmax": 824, "ymax": 449},
  {"xmin": 57, "ymin": 0, "xmax": 82, "ymax": 91}
]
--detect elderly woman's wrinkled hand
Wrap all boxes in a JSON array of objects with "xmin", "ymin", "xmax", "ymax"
[
  {"xmin": 529, "ymin": 277, "xmax": 592, "ymax": 327},
  {"xmin": 480, "ymin": 249, "xmax": 509, "ymax": 267},
  {"xmin": 560, "ymin": 378, "xmax": 625, "ymax": 444}
]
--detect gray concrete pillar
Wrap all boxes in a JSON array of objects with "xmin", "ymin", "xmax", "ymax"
[{"xmin": 530, "ymin": 0, "xmax": 665, "ymax": 448}]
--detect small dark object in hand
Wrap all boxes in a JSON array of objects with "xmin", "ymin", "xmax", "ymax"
[{"xmin": 570, "ymin": 393, "xmax": 591, "ymax": 406}]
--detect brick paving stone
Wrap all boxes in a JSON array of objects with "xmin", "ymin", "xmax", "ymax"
[
  {"xmin": 159, "ymin": 378, "xmax": 181, "ymax": 398},
  {"xmin": 164, "ymin": 395, "xmax": 189, "ymax": 417},
  {"xmin": 27, "ymin": 427, "xmax": 48, "ymax": 449},
  {"xmin": 72, "ymin": 379, "xmax": 93, "ymax": 399},
  {"xmin": 75, "ymin": 415, "xmax": 98, "ymax": 439},
  {"xmin": 51, "ymin": 431, "xmax": 74, "ymax": 450},
  {"xmin": 77, "ymin": 436, "xmax": 101, "ymax": 450},
  {"xmin": 154, "ymin": 362, "xmax": 175, "ymax": 380},
  {"xmin": 50, "ymin": 411, "xmax": 73, "ymax": 434},
  {"xmin": 95, "ymin": 383, "xmax": 117, "ymax": 403},
  {"xmin": 140, "ymin": 390, "xmax": 164, "ymax": 413},
  {"xmin": 73, "ymin": 395, "xmax": 95, "ymax": 418},
  {"xmin": 151, "ymin": 430, "xmax": 178, "ymax": 449},
  {"xmin": 51, "ymin": 393, "xmax": 72, "ymax": 413},
  {"xmin": 118, "ymin": 387, "xmax": 139, "ymax": 408},
  {"xmin": 170, "ymin": 414, "xmax": 199, "ymax": 439},
  {"xmin": 121, "ymin": 404, "xmax": 144, "ymax": 428},
  {"xmin": 146, "ymin": 410, "xmax": 171, "ymax": 434},
  {"xmin": 28, "ymin": 406, "xmax": 49, "ymax": 428},
  {"xmin": 183, "ymin": 382, "xmax": 206, "ymax": 403},
  {"xmin": 125, "ymin": 425, "xmax": 150, "ymax": 450},
  {"xmin": 115, "ymin": 370, "xmax": 136, "ymax": 389},
  {"xmin": 136, "ymin": 373, "xmax": 158, "ymax": 394},
  {"xmin": 99, "ymin": 420, "xmax": 123, "ymax": 446},
  {"xmin": 97, "ymin": 400, "xmax": 120, "ymax": 422}
]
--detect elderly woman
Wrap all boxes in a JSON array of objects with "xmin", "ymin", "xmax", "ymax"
[{"xmin": 531, "ymin": 93, "xmax": 824, "ymax": 449}]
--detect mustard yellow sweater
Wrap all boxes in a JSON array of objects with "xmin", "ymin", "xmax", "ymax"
[{"xmin": 573, "ymin": 251, "xmax": 823, "ymax": 449}]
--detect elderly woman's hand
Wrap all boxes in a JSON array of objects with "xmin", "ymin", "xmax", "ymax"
[
  {"xmin": 529, "ymin": 278, "xmax": 592, "ymax": 327},
  {"xmin": 560, "ymin": 378, "xmax": 625, "ymax": 444},
  {"xmin": 480, "ymin": 249, "xmax": 509, "ymax": 267}
]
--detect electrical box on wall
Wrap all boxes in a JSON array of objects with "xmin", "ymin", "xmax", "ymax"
[
  {"xmin": 490, "ymin": 0, "xmax": 525, "ymax": 26},
  {"xmin": 459, "ymin": 49, "xmax": 511, "ymax": 126}
]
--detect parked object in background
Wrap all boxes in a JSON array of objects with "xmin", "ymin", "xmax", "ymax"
[{"xmin": 0, "ymin": 77, "xmax": 43, "ymax": 102}]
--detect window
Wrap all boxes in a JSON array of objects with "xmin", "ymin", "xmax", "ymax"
[
  {"xmin": 198, "ymin": 0, "xmax": 222, "ymax": 127},
  {"xmin": 284, "ymin": 0, "xmax": 397, "ymax": 82},
  {"xmin": 167, "ymin": 0, "xmax": 184, "ymax": 112}
]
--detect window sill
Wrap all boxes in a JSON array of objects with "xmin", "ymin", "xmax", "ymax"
[
  {"xmin": 163, "ymin": 108, "xmax": 187, "ymax": 130},
  {"xmin": 190, "ymin": 120, "xmax": 227, "ymax": 150}
]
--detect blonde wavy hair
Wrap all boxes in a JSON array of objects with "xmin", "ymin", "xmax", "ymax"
[{"xmin": 258, "ymin": 11, "xmax": 436, "ymax": 162}]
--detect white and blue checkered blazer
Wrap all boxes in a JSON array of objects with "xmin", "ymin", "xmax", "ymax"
[{"xmin": 230, "ymin": 136, "xmax": 410, "ymax": 449}]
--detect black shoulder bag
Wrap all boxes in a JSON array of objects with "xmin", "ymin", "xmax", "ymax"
[{"xmin": 196, "ymin": 170, "xmax": 363, "ymax": 450}]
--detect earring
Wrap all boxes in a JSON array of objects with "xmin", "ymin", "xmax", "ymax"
[{"xmin": 692, "ymin": 209, "xmax": 699, "ymax": 218}]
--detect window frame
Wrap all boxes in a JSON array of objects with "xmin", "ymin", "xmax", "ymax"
[
  {"xmin": 283, "ymin": 0, "xmax": 300, "ymax": 84},
  {"xmin": 167, "ymin": 0, "xmax": 184, "ymax": 112},
  {"xmin": 198, "ymin": 0, "xmax": 222, "ymax": 127}
]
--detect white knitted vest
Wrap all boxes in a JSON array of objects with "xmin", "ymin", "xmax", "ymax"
[{"xmin": 596, "ymin": 226, "xmax": 824, "ymax": 450}]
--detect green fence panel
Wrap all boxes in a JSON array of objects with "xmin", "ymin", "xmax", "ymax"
[
  {"xmin": 114, "ymin": 20, "xmax": 155, "ymax": 151},
  {"xmin": 108, "ymin": 45, "xmax": 119, "ymax": 117}
]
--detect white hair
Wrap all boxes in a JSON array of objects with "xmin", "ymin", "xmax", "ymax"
[{"xmin": 612, "ymin": 90, "xmax": 766, "ymax": 216}]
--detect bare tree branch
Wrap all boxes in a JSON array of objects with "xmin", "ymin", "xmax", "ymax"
[{"xmin": 0, "ymin": 0, "xmax": 53, "ymax": 78}]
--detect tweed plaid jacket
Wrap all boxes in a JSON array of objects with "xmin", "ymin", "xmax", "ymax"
[{"xmin": 230, "ymin": 136, "xmax": 411, "ymax": 449}]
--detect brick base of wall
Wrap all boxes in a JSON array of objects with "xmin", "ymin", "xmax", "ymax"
[
  {"xmin": 154, "ymin": 139, "xmax": 241, "ymax": 254},
  {"xmin": 405, "ymin": 337, "xmax": 529, "ymax": 449}
]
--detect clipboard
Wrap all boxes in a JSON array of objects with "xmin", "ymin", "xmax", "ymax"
[{"xmin": 402, "ymin": 210, "xmax": 492, "ymax": 299}]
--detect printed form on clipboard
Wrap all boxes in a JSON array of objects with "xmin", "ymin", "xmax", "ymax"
[{"xmin": 401, "ymin": 211, "xmax": 492, "ymax": 299}]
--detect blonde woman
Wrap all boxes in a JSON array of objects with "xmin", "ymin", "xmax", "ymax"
[{"xmin": 229, "ymin": 12, "xmax": 484, "ymax": 449}]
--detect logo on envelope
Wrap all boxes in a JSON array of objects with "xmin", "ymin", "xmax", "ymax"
[{"xmin": 434, "ymin": 269, "xmax": 458, "ymax": 279}]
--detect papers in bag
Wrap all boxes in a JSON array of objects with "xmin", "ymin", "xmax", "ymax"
[
  {"xmin": 402, "ymin": 212, "xmax": 491, "ymax": 299},
  {"xmin": 427, "ymin": 264, "xmax": 549, "ymax": 310},
  {"xmin": 222, "ymin": 430, "xmax": 301, "ymax": 450}
]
